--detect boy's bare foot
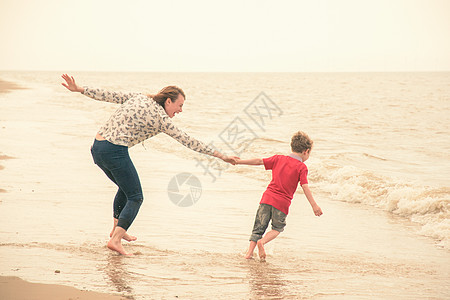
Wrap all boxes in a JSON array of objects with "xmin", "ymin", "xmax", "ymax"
[
  {"xmin": 245, "ymin": 241, "xmax": 257, "ymax": 259},
  {"xmin": 107, "ymin": 239, "xmax": 133, "ymax": 256},
  {"xmin": 257, "ymin": 240, "xmax": 266, "ymax": 261}
]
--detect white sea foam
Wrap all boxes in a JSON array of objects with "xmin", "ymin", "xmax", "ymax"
[{"xmin": 312, "ymin": 161, "xmax": 450, "ymax": 249}]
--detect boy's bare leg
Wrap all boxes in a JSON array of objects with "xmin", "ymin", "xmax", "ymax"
[
  {"xmin": 245, "ymin": 241, "xmax": 257, "ymax": 259},
  {"xmin": 107, "ymin": 226, "xmax": 132, "ymax": 255},
  {"xmin": 257, "ymin": 230, "xmax": 280, "ymax": 261},
  {"xmin": 110, "ymin": 218, "xmax": 137, "ymax": 242}
]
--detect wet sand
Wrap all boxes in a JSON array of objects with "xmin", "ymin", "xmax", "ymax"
[
  {"xmin": 0, "ymin": 73, "xmax": 449, "ymax": 299},
  {"xmin": 0, "ymin": 80, "xmax": 123, "ymax": 299},
  {"xmin": 0, "ymin": 276, "xmax": 127, "ymax": 300},
  {"xmin": 0, "ymin": 155, "xmax": 14, "ymax": 193},
  {"xmin": 0, "ymin": 78, "xmax": 20, "ymax": 193},
  {"xmin": 1, "ymin": 78, "xmax": 19, "ymax": 191},
  {"xmin": 0, "ymin": 79, "xmax": 25, "ymax": 94}
]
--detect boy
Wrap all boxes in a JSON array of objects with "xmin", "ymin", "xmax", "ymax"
[{"xmin": 236, "ymin": 131, "xmax": 322, "ymax": 260}]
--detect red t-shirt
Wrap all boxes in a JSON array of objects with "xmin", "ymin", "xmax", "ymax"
[{"xmin": 260, "ymin": 154, "xmax": 308, "ymax": 215}]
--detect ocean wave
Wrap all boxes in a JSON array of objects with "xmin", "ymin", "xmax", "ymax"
[
  {"xmin": 253, "ymin": 137, "xmax": 285, "ymax": 144},
  {"xmin": 311, "ymin": 162, "xmax": 450, "ymax": 249}
]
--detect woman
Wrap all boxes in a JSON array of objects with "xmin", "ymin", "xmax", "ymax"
[{"xmin": 61, "ymin": 74, "xmax": 237, "ymax": 255}]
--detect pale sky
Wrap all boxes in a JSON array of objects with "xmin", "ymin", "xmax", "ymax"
[{"xmin": 1, "ymin": 0, "xmax": 449, "ymax": 72}]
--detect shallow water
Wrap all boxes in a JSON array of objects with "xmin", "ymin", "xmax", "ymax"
[{"xmin": 0, "ymin": 71, "xmax": 449, "ymax": 299}]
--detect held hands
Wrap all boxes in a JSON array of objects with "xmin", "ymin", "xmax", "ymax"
[
  {"xmin": 61, "ymin": 74, "xmax": 84, "ymax": 93},
  {"xmin": 222, "ymin": 155, "xmax": 240, "ymax": 165},
  {"xmin": 213, "ymin": 151, "xmax": 239, "ymax": 165}
]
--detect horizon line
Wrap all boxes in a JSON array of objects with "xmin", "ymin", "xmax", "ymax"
[{"xmin": 1, "ymin": 69, "xmax": 450, "ymax": 73}]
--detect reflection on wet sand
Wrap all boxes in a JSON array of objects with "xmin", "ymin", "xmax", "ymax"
[
  {"xmin": 102, "ymin": 254, "xmax": 135, "ymax": 300},
  {"xmin": 246, "ymin": 260, "xmax": 290, "ymax": 300}
]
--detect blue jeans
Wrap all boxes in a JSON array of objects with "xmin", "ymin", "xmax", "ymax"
[{"xmin": 91, "ymin": 139, "xmax": 143, "ymax": 231}]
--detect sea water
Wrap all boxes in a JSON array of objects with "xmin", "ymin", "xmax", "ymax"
[{"xmin": 0, "ymin": 71, "xmax": 449, "ymax": 299}]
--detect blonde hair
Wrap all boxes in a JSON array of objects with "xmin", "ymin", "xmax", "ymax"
[
  {"xmin": 291, "ymin": 131, "xmax": 313, "ymax": 153},
  {"xmin": 148, "ymin": 86, "xmax": 185, "ymax": 108}
]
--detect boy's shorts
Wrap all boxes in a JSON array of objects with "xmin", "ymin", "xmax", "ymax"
[{"xmin": 249, "ymin": 203, "xmax": 287, "ymax": 242}]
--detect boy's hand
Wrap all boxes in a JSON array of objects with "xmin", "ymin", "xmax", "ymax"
[
  {"xmin": 301, "ymin": 184, "xmax": 322, "ymax": 216},
  {"xmin": 312, "ymin": 205, "xmax": 323, "ymax": 216},
  {"xmin": 223, "ymin": 156, "xmax": 240, "ymax": 165}
]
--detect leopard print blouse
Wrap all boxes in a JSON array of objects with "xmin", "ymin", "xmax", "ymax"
[{"xmin": 83, "ymin": 87, "xmax": 214, "ymax": 155}]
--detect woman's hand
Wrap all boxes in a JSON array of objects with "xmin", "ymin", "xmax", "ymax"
[
  {"xmin": 213, "ymin": 151, "xmax": 239, "ymax": 165},
  {"xmin": 222, "ymin": 155, "xmax": 240, "ymax": 165},
  {"xmin": 61, "ymin": 74, "xmax": 84, "ymax": 93}
]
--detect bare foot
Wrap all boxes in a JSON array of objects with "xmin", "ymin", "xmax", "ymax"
[
  {"xmin": 244, "ymin": 251, "xmax": 254, "ymax": 259},
  {"xmin": 123, "ymin": 233, "xmax": 137, "ymax": 242},
  {"xmin": 257, "ymin": 240, "xmax": 266, "ymax": 261},
  {"xmin": 107, "ymin": 239, "xmax": 133, "ymax": 256},
  {"xmin": 110, "ymin": 230, "xmax": 137, "ymax": 242}
]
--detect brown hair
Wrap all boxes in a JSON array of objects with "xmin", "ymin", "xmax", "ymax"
[
  {"xmin": 291, "ymin": 131, "xmax": 313, "ymax": 153},
  {"xmin": 148, "ymin": 86, "xmax": 185, "ymax": 108}
]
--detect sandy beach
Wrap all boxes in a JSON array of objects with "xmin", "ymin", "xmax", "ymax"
[
  {"xmin": 0, "ymin": 80, "xmax": 20, "ymax": 192},
  {"xmin": 0, "ymin": 276, "xmax": 127, "ymax": 300},
  {"xmin": 0, "ymin": 79, "xmax": 24, "ymax": 93},
  {"xmin": 0, "ymin": 80, "xmax": 127, "ymax": 300},
  {"xmin": 0, "ymin": 72, "xmax": 449, "ymax": 299}
]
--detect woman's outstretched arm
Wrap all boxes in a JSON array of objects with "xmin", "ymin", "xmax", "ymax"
[
  {"xmin": 160, "ymin": 115, "xmax": 238, "ymax": 165},
  {"xmin": 61, "ymin": 73, "xmax": 140, "ymax": 104}
]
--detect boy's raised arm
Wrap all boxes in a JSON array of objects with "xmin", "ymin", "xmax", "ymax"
[{"xmin": 236, "ymin": 158, "xmax": 264, "ymax": 165}]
